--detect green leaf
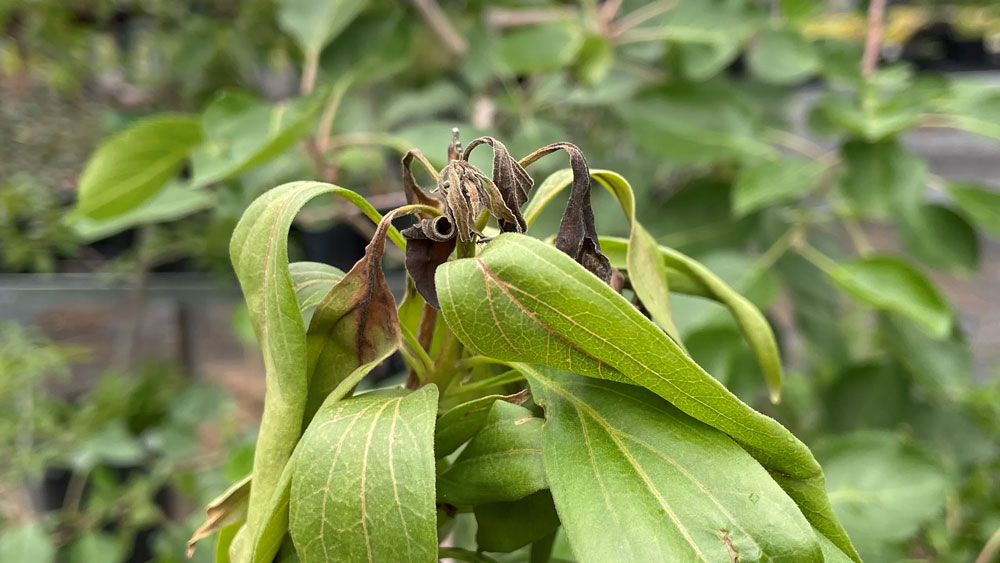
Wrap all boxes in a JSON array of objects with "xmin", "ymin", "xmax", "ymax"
[
  {"xmin": 665, "ymin": 0, "xmax": 761, "ymax": 81},
  {"xmin": 815, "ymin": 92, "xmax": 923, "ymax": 142},
  {"xmin": 76, "ymin": 115, "xmax": 202, "ymax": 219},
  {"xmin": 474, "ymin": 490, "xmax": 560, "ymax": 553},
  {"xmin": 436, "ymin": 234, "xmax": 857, "ymax": 560},
  {"xmin": 946, "ymin": 181, "xmax": 1000, "ymax": 239},
  {"xmin": 278, "ymin": 0, "xmax": 367, "ymax": 56},
  {"xmin": 437, "ymin": 401, "xmax": 545, "ymax": 505},
  {"xmin": 815, "ymin": 431, "xmax": 949, "ymax": 561},
  {"xmin": 0, "ymin": 523, "xmax": 55, "ymax": 563},
  {"xmin": 435, "ymin": 394, "xmax": 519, "ymax": 458},
  {"xmin": 71, "ymin": 421, "xmax": 145, "ymax": 469},
  {"xmin": 822, "ymin": 363, "xmax": 911, "ymax": 433},
  {"xmin": 69, "ymin": 180, "xmax": 215, "ymax": 242},
  {"xmin": 522, "ymin": 366, "xmax": 822, "ymax": 562},
  {"xmin": 882, "ymin": 316, "xmax": 970, "ymax": 399},
  {"xmin": 69, "ymin": 532, "xmax": 123, "ymax": 563},
  {"xmin": 190, "ymin": 90, "xmax": 325, "ymax": 187},
  {"xmin": 289, "ymin": 386, "xmax": 439, "ymax": 563},
  {"xmin": 229, "ymin": 181, "xmax": 402, "ymax": 550},
  {"xmin": 837, "ymin": 139, "xmax": 925, "ymax": 219},
  {"xmin": 289, "ymin": 261, "xmax": 345, "ymax": 325},
  {"xmin": 497, "ymin": 21, "xmax": 583, "ymax": 75},
  {"xmin": 823, "ymin": 255, "xmax": 952, "ymax": 338},
  {"xmin": 321, "ymin": 13, "xmax": 413, "ymax": 86},
  {"xmin": 188, "ymin": 475, "xmax": 251, "ymax": 558},
  {"xmin": 732, "ymin": 158, "xmax": 827, "ymax": 216},
  {"xmin": 898, "ymin": 203, "xmax": 979, "ymax": 272},
  {"xmin": 573, "ymin": 34, "xmax": 614, "ymax": 85},
  {"xmin": 747, "ymin": 29, "xmax": 820, "ymax": 85}
]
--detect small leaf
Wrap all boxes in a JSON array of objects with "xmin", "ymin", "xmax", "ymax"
[
  {"xmin": 436, "ymin": 234, "xmax": 857, "ymax": 559},
  {"xmin": 188, "ymin": 475, "xmax": 251, "ymax": 557},
  {"xmin": 824, "ymin": 255, "xmax": 952, "ymax": 338},
  {"xmin": 435, "ymin": 393, "xmax": 527, "ymax": 458},
  {"xmin": 0, "ymin": 523, "xmax": 55, "ymax": 563},
  {"xmin": 76, "ymin": 115, "xmax": 202, "ymax": 219},
  {"xmin": 278, "ymin": 0, "xmax": 367, "ymax": 56},
  {"xmin": 523, "ymin": 366, "xmax": 822, "ymax": 562},
  {"xmin": 289, "ymin": 385, "xmax": 439, "ymax": 563},
  {"xmin": 946, "ymin": 181, "xmax": 1000, "ymax": 239},
  {"xmin": 474, "ymin": 490, "xmax": 560, "ymax": 553},
  {"xmin": 815, "ymin": 431, "xmax": 949, "ymax": 561},
  {"xmin": 437, "ymin": 401, "xmax": 545, "ymax": 505},
  {"xmin": 732, "ymin": 158, "xmax": 827, "ymax": 216},
  {"xmin": 747, "ymin": 29, "xmax": 820, "ymax": 85}
]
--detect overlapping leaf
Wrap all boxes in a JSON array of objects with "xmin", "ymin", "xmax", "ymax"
[{"xmin": 436, "ymin": 234, "xmax": 857, "ymax": 560}]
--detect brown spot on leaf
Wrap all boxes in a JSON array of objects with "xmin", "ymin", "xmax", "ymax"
[{"xmin": 721, "ymin": 529, "xmax": 740, "ymax": 563}]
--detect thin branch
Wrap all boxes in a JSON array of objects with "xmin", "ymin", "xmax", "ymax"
[
  {"xmin": 300, "ymin": 48, "xmax": 319, "ymax": 95},
  {"xmin": 976, "ymin": 525, "xmax": 1000, "ymax": 563},
  {"xmin": 599, "ymin": 0, "xmax": 625, "ymax": 28},
  {"xmin": 861, "ymin": 0, "xmax": 886, "ymax": 76},
  {"xmin": 485, "ymin": 7, "xmax": 577, "ymax": 30},
  {"xmin": 611, "ymin": 0, "xmax": 678, "ymax": 37},
  {"xmin": 411, "ymin": 0, "xmax": 467, "ymax": 56}
]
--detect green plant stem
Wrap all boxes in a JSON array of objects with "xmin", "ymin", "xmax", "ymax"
[
  {"xmin": 451, "ymin": 369, "xmax": 525, "ymax": 394},
  {"xmin": 315, "ymin": 79, "xmax": 352, "ymax": 155},
  {"xmin": 975, "ymin": 525, "xmax": 1000, "ymax": 563},
  {"xmin": 747, "ymin": 224, "xmax": 801, "ymax": 281},
  {"xmin": 300, "ymin": 48, "xmax": 319, "ymax": 95},
  {"xmin": 795, "ymin": 242, "xmax": 842, "ymax": 275}
]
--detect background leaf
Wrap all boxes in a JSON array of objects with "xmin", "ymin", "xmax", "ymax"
[
  {"xmin": 474, "ymin": 490, "xmax": 560, "ymax": 553},
  {"xmin": 278, "ymin": 0, "xmax": 367, "ymax": 56},
  {"xmin": 747, "ymin": 29, "xmax": 820, "ymax": 85},
  {"xmin": 733, "ymin": 158, "xmax": 826, "ymax": 216},
  {"xmin": 76, "ymin": 115, "xmax": 202, "ymax": 219},
  {"xmin": 946, "ymin": 182, "xmax": 1000, "ymax": 239}
]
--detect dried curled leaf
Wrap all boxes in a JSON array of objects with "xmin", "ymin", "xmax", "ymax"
[
  {"xmin": 187, "ymin": 475, "xmax": 251, "ymax": 557},
  {"xmin": 401, "ymin": 149, "xmax": 444, "ymax": 210},
  {"xmin": 520, "ymin": 142, "xmax": 616, "ymax": 285},
  {"xmin": 437, "ymin": 160, "xmax": 519, "ymax": 242},
  {"xmin": 402, "ymin": 216, "xmax": 457, "ymax": 308},
  {"xmin": 303, "ymin": 209, "xmax": 403, "ymax": 422},
  {"xmin": 463, "ymin": 136, "xmax": 534, "ymax": 233}
]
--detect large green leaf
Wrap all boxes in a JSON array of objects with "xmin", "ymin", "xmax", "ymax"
[
  {"xmin": 437, "ymin": 401, "xmax": 545, "ymax": 505},
  {"xmin": 229, "ymin": 181, "xmax": 401, "ymax": 550},
  {"xmin": 747, "ymin": 29, "xmax": 819, "ymax": 85},
  {"xmin": 823, "ymin": 255, "xmax": 952, "ymax": 338},
  {"xmin": 278, "ymin": 0, "xmax": 367, "ymax": 56},
  {"xmin": 436, "ymin": 234, "xmax": 857, "ymax": 560},
  {"xmin": 815, "ymin": 431, "xmax": 949, "ymax": 561},
  {"xmin": 76, "ymin": 115, "xmax": 202, "ymax": 219},
  {"xmin": 732, "ymin": 158, "xmax": 826, "ymax": 216},
  {"xmin": 946, "ymin": 181, "xmax": 1000, "ymax": 239},
  {"xmin": 522, "ymin": 366, "xmax": 821, "ymax": 562},
  {"xmin": 190, "ymin": 91, "xmax": 324, "ymax": 187},
  {"xmin": 289, "ymin": 385, "xmax": 438, "ymax": 563}
]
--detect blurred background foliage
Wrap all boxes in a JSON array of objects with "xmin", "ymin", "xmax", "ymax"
[{"xmin": 2, "ymin": 0, "xmax": 1000, "ymax": 561}]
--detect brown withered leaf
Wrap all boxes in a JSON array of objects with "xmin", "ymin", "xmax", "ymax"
[
  {"xmin": 520, "ymin": 142, "xmax": 616, "ymax": 285},
  {"xmin": 401, "ymin": 149, "xmax": 444, "ymax": 210},
  {"xmin": 301, "ymin": 210, "xmax": 402, "ymax": 425},
  {"xmin": 186, "ymin": 475, "xmax": 250, "ymax": 557},
  {"xmin": 463, "ymin": 136, "xmax": 534, "ymax": 232},
  {"xmin": 402, "ymin": 216, "xmax": 457, "ymax": 308},
  {"xmin": 437, "ymin": 160, "xmax": 519, "ymax": 242}
]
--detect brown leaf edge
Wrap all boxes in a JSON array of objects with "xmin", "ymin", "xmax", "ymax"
[
  {"xmin": 186, "ymin": 475, "xmax": 251, "ymax": 557},
  {"xmin": 462, "ymin": 136, "xmax": 535, "ymax": 233},
  {"xmin": 520, "ymin": 143, "xmax": 618, "ymax": 286}
]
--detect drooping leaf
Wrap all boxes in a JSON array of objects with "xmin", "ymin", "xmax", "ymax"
[
  {"xmin": 474, "ymin": 490, "xmax": 560, "ymax": 553},
  {"xmin": 747, "ymin": 29, "xmax": 820, "ymax": 85},
  {"xmin": 190, "ymin": 91, "xmax": 325, "ymax": 188},
  {"xmin": 289, "ymin": 385, "xmax": 439, "ymax": 563},
  {"xmin": 229, "ymin": 181, "xmax": 402, "ymax": 549},
  {"xmin": 463, "ymin": 136, "xmax": 534, "ymax": 233},
  {"xmin": 76, "ymin": 115, "xmax": 202, "ymax": 219},
  {"xmin": 187, "ymin": 475, "xmax": 251, "ymax": 557},
  {"xmin": 732, "ymin": 158, "xmax": 827, "ymax": 216},
  {"xmin": 70, "ymin": 180, "xmax": 215, "ymax": 242},
  {"xmin": 522, "ymin": 366, "xmax": 822, "ymax": 562},
  {"xmin": 946, "ymin": 181, "xmax": 1000, "ymax": 239},
  {"xmin": 600, "ymin": 236, "xmax": 785, "ymax": 403},
  {"xmin": 289, "ymin": 262, "xmax": 345, "ymax": 324},
  {"xmin": 435, "ymin": 392, "xmax": 528, "ymax": 458},
  {"xmin": 277, "ymin": 0, "xmax": 367, "ymax": 57},
  {"xmin": 437, "ymin": 401, "xmax": 545, "ymax": 505},
  {"xmin": 815, "ymin": 431, "xmax": 949, "ymax": 561},
  {"xmin": 823, "ymin": 255, "xmax": 952, "ymax": 338},
  {"xmin": 303, "ymin": 210, "xmax": 403, "ymax": 424},
  {"xmin": 520, "ymin": 145, "xmax": 616, "ymax": 286},
  {"xmin": 402, "ymin": 217, "xmax": 456, "ymax": 309},
  {"xmin": 436, "ymin": 234, "xmax": 857, "ymax": 559}
]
